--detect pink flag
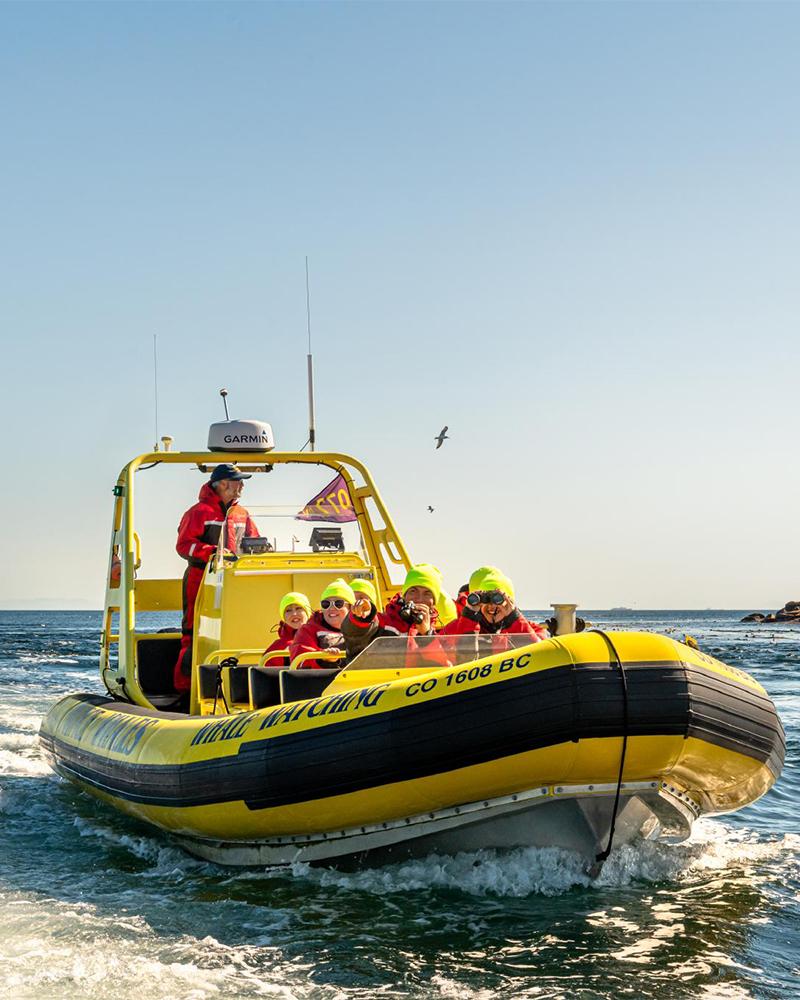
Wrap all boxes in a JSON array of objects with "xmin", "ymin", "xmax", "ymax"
[{"xmin": 296, "ymin": 473, "xmax": 357, "ymax": 523}]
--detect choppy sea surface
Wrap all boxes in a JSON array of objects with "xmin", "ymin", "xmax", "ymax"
[{"xmin": 0, "ymin": 609, "xmax": 797, "ymax": 999}]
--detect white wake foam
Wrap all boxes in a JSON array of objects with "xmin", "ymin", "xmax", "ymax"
[{"xmin": 284, "ymin": 818, "xmax": 799, "ymax": 898}]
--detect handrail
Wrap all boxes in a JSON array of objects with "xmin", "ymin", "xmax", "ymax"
[
  {"xmin": 203, "ymin": 648, "xmax": 265, "ymax": 667},
  {"xmin": 259, "ymin": 648, "xmax": 291, "ymax": 667},
  {"xmin": 288, "ymin": 649, "xmax": 346, "ymax": 670}
]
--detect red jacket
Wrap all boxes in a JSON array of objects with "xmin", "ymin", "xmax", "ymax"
[
  {"xmin": 262, "ymin": 621, "xmax": 297, "ymax": 667},
  {"xmin": 176, "ymin": 483, "xmax": 258, "ymax": 567},
  {"xmin": 441, "ymin": 608, "xmax": 546, "ymax": 640},
  {"xmin": 289, "ymin": 611, "xmax": 347, "ymax": 669}
]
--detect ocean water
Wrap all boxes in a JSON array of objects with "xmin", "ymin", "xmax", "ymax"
[{"xmin": 0, "ymin": 610, "xmax": 797, "ymax": 999}]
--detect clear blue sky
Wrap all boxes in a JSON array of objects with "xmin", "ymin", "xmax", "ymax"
[{"xmin": 2, "ymin": 1, "xmax": 799, "ymax": 609}]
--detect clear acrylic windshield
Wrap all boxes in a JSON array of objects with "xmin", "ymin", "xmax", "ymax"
[
  {"xmin": 345, "ymin": 633, "xmax": 539, "ymax": 671},
  {"xmin": 235, "ymin": 505, "xmax": 367, "ymax": 559}
]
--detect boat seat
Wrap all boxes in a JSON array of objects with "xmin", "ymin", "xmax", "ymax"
[
  {"xmin": 279, "ymin": 668, "xmax": 340, "ymax": 703},
  {"xmin": 227, "ymin": 665, "xmax": 251, "ymax": 705},
  {"xmin": 136, "ymin": 635, "xmax": 182, "ymax": 696},
  {"xmin": 249, "ymin": 666, "xmax": 285, "ymax": 709},
  {"xmin": 198, "ymin": 663, "xmax": 221, "ymax": 701}
]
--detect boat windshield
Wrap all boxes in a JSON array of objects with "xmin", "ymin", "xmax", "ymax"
[
  {"xmin": 345, "ymin": 633, "xmax": 538, "ymax": 671},
  {"xmin": 237, "ymin": 505, "xmax": 367, "ymax": 559}
]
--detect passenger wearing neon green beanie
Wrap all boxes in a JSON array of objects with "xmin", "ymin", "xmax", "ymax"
[
  {"xmin": 350, "ymin": 578, "xmax": 378, "ymax": 606},
  {"xmin": 409, "ymin": 563, "xmax": 458, "ymax": 627},
  {"xmin": 263, "ymin": 591, "xmax": 312, "ymax": 667},
  {"xmin": 289, "ymin": 579, "xmax": 355, "ymax": 669},
  {"xmin": 442, "ymin": 566, "xmax": 547, "ymax": 639},
  {"xmin": 344, "ymin": 563, "xmax": 447, "ymax": 660}
]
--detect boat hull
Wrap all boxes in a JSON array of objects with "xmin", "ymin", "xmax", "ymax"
[{"xmin": 39, "ymin": 632, "xmax": 785, "ymax": 864}]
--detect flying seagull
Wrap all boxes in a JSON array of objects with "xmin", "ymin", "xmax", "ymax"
[
  {"xmin": 434, "ymin": 426, "xmax": 449, "ymax": 449},
  {"xmin": 427, "ymin": 505, "xmax": 435, "ymax": 513}
]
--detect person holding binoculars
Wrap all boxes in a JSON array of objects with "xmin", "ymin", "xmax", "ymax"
[{"xmin": 442, "ymin": 567, "xmax": 547, "ymax": 639}]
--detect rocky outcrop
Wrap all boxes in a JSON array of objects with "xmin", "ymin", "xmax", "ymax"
[{"xmin": 740, "ymin": 601, "xmax": 800, "ymax": 624}]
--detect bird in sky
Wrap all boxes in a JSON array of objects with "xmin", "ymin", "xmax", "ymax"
[
  {"xmin": 434, "ymin": 426, "xmax": 449, "ymax": 449},
  {"xmin": 427, "ymin": 505, "xmax": 435, "ymax": 513}
]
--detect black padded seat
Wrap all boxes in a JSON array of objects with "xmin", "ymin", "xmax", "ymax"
[
  {"xmin": 227, "ymin": 665, "xmax": 251, "ymax": 704},
  {"xmin": 198, "ymin": 663, "xmax": 220, "ymax": 701},
  {"xmin": 249, "ymin": 666, "xmax": 285, "ymax": 709},
  {"xmin": 279, "ymin": 668, "xmax": 340, "ymax": 703},
  {"xmin": 136, "ymin": 636, "xmax": 182, "ymax": 695}
]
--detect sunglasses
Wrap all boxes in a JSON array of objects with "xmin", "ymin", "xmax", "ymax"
[{"xmin": 321, "ymin": 599, "xmax": 348, "ymax": 609}]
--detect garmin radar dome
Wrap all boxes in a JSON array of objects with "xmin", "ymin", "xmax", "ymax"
[
  {"xmin": 208, "ymin": 419, "xmax": 275, "ymax": 452},
  {"xmin": 207, "ymin": 387, "xmax": 275, "ymax": 452}
]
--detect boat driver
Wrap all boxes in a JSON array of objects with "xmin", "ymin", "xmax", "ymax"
[{"xmin": 173, "ymin": 463, "xmax": 259, "ymax": 700}]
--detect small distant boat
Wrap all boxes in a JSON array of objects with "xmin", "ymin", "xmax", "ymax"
[{"xmin": 38, "ymin": 421, "xmax": 785, "ymax": 867}]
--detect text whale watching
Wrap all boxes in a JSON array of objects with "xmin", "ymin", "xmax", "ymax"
[{"xmin": 39, "ymin": 409, "xmax": 785, "ymax": 871}]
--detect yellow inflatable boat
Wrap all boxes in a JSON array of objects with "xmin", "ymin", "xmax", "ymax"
[{"xmin": 39, "ymin": 420, "xmax": 785, "ymax": 865}]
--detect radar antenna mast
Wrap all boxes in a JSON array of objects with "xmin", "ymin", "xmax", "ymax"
[
  {"xmin": 153, "ymin": 334, "xmax": 160, "ymax": 451},
  {"xmin": 304, "ymin": 256, "xmax": 316, "ymax": 452}
]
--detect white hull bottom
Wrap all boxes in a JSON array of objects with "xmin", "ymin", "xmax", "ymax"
[{"xmin": 173, "ymin": 779, "xmax": 702, "ymax": 867}]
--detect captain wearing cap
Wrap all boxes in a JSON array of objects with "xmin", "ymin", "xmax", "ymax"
[{"xmin": 173, "ymin": 463, "xmax": 259, "ymax": 699}]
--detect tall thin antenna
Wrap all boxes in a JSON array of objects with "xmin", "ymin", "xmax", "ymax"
[
  {"xmin": 153, "ymin": 334, "xmax": 159, "ymax": 451},
  {"xmin": 305, "ymin": 255, "xmax": 316, "ymax": 452}
]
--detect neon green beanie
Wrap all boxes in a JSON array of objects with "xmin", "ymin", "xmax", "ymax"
[
  {"xmin": 436, "ymin": 592, "xmax": 458, "ymax": 626},
  {"xmin": 403, "ymin": 564, "xmax": 442, "ymax": 604},
  {"xmin": 469, "ymin": 566, "xmax": 515, "ymax": 601},
  {"xmin": 350, "ymin": 578, "xmax": 377, "ymax": 603},
  {"xmin": 403, "ymin": 563, "xmax": 458, "ymax": 624},
  {"xmin": 320, "ymin": 578, "xmax": 355, "ymax": 604},
  {"xmin": 279, "ymin": 591, "xmax": 312, "ymax": 619}
]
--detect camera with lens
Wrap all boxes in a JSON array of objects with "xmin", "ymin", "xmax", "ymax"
[
  {"xmin": 466, "ymin": 589, "xmax": 505, "ymax": 607},
  {"xmin": 398, "ymin": 599, "xmax": 426, "ymax": 625}
]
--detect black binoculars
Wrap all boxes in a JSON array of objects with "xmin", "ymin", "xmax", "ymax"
[{"xmin": 467, "ymin": 590, "xmax": 505, "ymax": 607}]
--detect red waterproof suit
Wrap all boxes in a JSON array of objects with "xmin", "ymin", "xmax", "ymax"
[
  {"xmin": 262, "ymin": 621, "xmax": 297, "ymax": 668},
  {"xmin": 441, "ymin": 608, "xmax": 547, "ymax": 640},
  {"xmin": 173, "ymin": 483, "xmax": 258, "ymax": 691},
  {"xmin": 289, "ymin": 611, "xmax": 347, "ymax": 670}
]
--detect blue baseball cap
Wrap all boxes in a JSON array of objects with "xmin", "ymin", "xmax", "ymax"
[{"xmin": 209, "ymin": 463, "xmax": 252, "ymax": 484}]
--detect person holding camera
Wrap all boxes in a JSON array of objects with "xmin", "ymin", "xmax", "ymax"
[
  {"xmin": 289, "ymin": 579, "xmax": 355, "ymax": 669},
  {"xmin": 442, "ymin": 566, "xmax": 547, "ymax": 639},
  {"xmin": 342, "ymin": 564, "xmax": 445, "ymax": 661}
]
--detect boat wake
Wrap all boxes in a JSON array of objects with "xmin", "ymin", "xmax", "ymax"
[{"xmin": 206, "ymin": 817, "xmax": 796, "ymax": 899}]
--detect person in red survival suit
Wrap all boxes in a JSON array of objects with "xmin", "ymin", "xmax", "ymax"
[
  {"xmin": 289, "ymin": 579, "xmax": 354, "ymax": 669},
  {"xmin": 441, "ymin": 566, "xmax": 548, "ymax": 643},
  {"xmin": 455, "ymin": 583, "xmax": 470, "ymax": 617},
  {"xmin": 342, "ymin": 564, "xmax": 450, "ymax": 668},
  {"xmin": 262, "ymin": 591, "xmax": 312, "ymax": 667},
  {"xmin": 173, "ymin": 463, "xmax": 259, "ymax": 695}
]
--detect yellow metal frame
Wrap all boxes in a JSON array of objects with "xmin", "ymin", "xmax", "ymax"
[{"xmin": 100, "ymin": 450, "xmax": 413, "ymax": 710}]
